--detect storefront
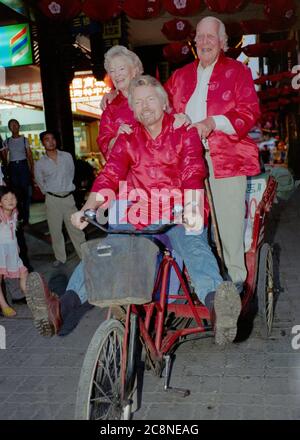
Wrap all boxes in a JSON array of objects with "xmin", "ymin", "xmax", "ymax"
[
  {"xmin": 70, "ymin": 71, "xmax": 111, "ymax": 171},
  {"xmin": 1, "ymin": 70, "xmax": 110, "ymax": 174}
]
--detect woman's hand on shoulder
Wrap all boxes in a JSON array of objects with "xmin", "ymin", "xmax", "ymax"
[
  {"xmin": 173, "ymin": 113, "xmax": 191, "ymax": 129},
  {"xmin": 100, "ymin": 90, "xmax": 118, "ymax": 111}
]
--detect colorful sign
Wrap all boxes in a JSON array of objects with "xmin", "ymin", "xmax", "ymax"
[
  {"xmin": 70, "ymin": 73, "xmax": 111, "ymax": 118},
  {"xmin": 0, "ymin": 23, "xmax": 33, "ymax": 67}
]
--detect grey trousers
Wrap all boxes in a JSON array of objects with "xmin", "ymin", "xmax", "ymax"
[
  {"xmin": 206, "ymin": 153, "xmax": 247, "ymax": 285},
  {"xmin": 45, "ymin": 193, "xmax": 85, "ymax": 263}
]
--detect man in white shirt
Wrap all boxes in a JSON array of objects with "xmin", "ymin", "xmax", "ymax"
[
  {"xmin": 165, "ymin": 17, "xmax": 261, "ymax": 291},
  {"xmin": 35, "ymin": 131, "xmax": 85, "ymax": 267}
]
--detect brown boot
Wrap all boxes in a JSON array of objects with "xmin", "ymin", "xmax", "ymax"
[
  {"xmin": 213, "ymin": 281, "xmax": 241, "ymax": 346},
  {"xmin": 26, "ymin": 272, "xmax": 62, "ymax": 336}
]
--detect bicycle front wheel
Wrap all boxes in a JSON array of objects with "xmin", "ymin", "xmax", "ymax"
[{"xmin": 75, "ymin": 319, "xmax": 125, "ymax": 420}]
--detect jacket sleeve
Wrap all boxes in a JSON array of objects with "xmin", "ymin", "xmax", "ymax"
[
  {"xmin": 223, "ymin": 65, "xmax": 261, "ymax": 140},
  {"xmin": 92, "ymin": 135, "xmax": 131, "ymax": 194},
  {"xmin": 164, "ymin": 73, "xmax": 175, "ymax": 109},
  {"xmin": 96, "ymin": 105, "xmax": 115, "ymax": 159},
  {"xmin": 180, "ymin": 127, "xmax": 207, "ymax": 190}
]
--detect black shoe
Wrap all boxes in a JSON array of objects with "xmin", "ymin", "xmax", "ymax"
[{"xmin": 58, "ymin": 301, "xmax": 93, "ymax": 336}]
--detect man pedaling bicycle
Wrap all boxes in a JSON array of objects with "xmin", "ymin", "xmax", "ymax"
[{"xmin": 26, "ymin": 75, "xmax": 241, "ymax": 345}]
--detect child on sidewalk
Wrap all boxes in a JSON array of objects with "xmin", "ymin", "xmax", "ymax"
[{"xmin": 0, "ymin": 186, "xmax": 28, "ymax": 317}]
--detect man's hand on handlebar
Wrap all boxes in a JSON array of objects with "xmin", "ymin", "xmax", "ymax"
[
  {"xmin": 183, "ymin": 204, "xmax": 204, "ymax": 234},
  {"xmin": 71, "ymin": 192, "xmax": 105, "ymax": 230},
  {"xmin": 71, "ymin": 210, "xmax": 88, "ymax": 230}
]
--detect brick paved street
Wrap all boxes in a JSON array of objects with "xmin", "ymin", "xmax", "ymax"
[{"xmin": 0, "ymin": 188, "xmax": 300, "ymax": 420}]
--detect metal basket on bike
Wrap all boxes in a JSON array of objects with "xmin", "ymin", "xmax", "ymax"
[{"xmin": 82, "ymin": 235, "xmax": 159, "ymax": 307}]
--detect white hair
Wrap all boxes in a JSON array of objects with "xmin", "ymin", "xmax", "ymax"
[
  {"xmin": 128, "ymin": 75, "xmax": 171, "ymax": 113},
  {"xmin": 104, "ymin": 45, "xmax": 143, "ymax": 75},
  {"xmin": 197, "ymin": 16, "xmax": 229, "ymax": 52}
]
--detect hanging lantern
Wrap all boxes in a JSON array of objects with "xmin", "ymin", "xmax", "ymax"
[
  {"xmin": 267, "ymin": 102, "xmax": 280, "ymax": 111},
  {"xmin": 267, "ymin": 72, "xmax": 286, "ymax": 82},
  {"xmin": 278, "ymin": 98, "xmax": 290, "ymax": 106},
  {"xmin": 123, "ymin": 0, "xmax": 162, "ymax": 19},
  {"xmin": 267, "ymin": 88, "xmax": 281, "ymax": 98},
  {"xmin": 224, "ymin": 22, "xmax": 243, "ymax": 37},
  {"xmin": 257, "ymin": 90, "xmax": 269, "ymax": 101},
  {"xmin": 225, "ymin": 47, "xmax": 242, "ymax": 59},
  {"xmin": 204, "ymin": 0, "xmax": 245, "ymax": 14},
  {"xmin": 264, "ymin": 0, "xmax": 296, "ymax": 20},
  {"xmin": 37, "ymin": 0, "xmax": 82, "ymax": 20},
  {"xmin": 240, "ymin": 19, "xmax": 270, "ymax": 35},
  {"xmin": 163, "ymin": 41, "xmax": 192, "ymax": 63},
  {"xmin": 243, "ymin": 42, "xmax": 271, "ymax": 57},
  {"xmin": 280, "ymin": 85, "xmax": 295, "ymax": 96},
  {"xmin": 163, "ymin": 0, "xmax": 202, "ymax": 17},
  {"xmin": 254, "ymin": 75, "xmax": 270, "ymax": 85},
  {"xmin": 82, "ymin": 0, "xmax": 121, "ymax": 22},
  {"xmin": 270, "ymin": 39, "xmax": 297, "ymax": 52},
  {"xmin": 161, "ymin": 18, "xmax": 193, "ymax": 41}
]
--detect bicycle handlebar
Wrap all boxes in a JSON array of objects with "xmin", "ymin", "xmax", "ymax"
[{"xmin": 82, "ymin": 209, "xmax": 175, "ymax": 235}]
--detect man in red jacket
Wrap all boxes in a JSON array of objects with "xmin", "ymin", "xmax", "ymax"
[
  {"xmin": 72, "ymin": 75, "xmax": 241, "ymax": 345},
  {"xmin": 165, "ymin": 16, "xmax": 261, "ymax": 292}
]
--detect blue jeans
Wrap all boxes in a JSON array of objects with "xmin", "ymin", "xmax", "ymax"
[
  {"xmin": 165, "ymin": 226, "xmax": 223, "ymax": 303},
  {"xmin": 109, "ymin": 220, "xmax": 223, "ymax": 304},
  {"xmin": 66, "ymin": 262, "xmax": 87, "ymax": 304},
  {"xmin": 9, "ymin": 160, "xmax": 31, "ymax": 223}
]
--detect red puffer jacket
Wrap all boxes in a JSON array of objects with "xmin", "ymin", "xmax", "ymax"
[
  {"xmin": 164, "ymin": 53, "xmax": 261, "ymax": 178},
  {"xmin": 92, "ymin": 113, "xmax": 209, "ymax": 228}
]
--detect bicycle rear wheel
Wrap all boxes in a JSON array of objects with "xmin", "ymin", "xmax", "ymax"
[{"xmin": 75, "ymin": 319, "xmax": 125, "ymax": 420}]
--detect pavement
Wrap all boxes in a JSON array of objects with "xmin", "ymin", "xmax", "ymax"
[{"xmin": 0, "ymin": 188, "xmax": 300, "ymax": 420}]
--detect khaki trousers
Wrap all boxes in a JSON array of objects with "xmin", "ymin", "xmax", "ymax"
[
  {"xmin": 206, "ymin": 153, "xmax": 247, "ymax": 285},
  {"xmin": 45, "ymin": 193, "xmax": 85, "ymax": 262}
]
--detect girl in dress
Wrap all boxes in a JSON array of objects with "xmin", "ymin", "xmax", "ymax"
[{"xmin": 0, "ymin": 186, "xmax": 28, "ymax": 317}]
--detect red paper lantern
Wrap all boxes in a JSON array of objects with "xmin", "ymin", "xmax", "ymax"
[
  {"xmin": 224, "ymin": 22, "xmax": 243, "ymax": 37},
  {"xmin": 161, "ymin": 18, "xmax": 193, "ymax": 41},
  {"xmin": 163, "ymin": 41, "xmax": 192, "ymax": 63},
  {"xmin": 254, "ymin": 75, "xmax": 270, "ymax": 85},
  {"xmin": 267, "ymin": 73, "xmax": 286, "ymax": 82},
  {"xmin": 267, "ymin": 88, "xmax": 281, "ymax": 98},
  {"xmin": 278, "ymin": 98, "xmax": 290, "ymax": 106},
  {"xmin": 270, "ymin": 39, "xmax": 297, "ymax": 52},
  {"xmin": 123, "ymin": 0, "xmax": 162, "ymax": 19},
  {"xmin": 163, "ymin": 0, "xmax": 202, "ymax": 17},
  {"xmin": 264, "ymin": 0, "xmax": 296, "ymax": 20},
  {"xmin": 82, "ymin": 0, "xmax": 121, "ymax": 22},
  {"xmin": 240, "ymin": 19, "xmax": 270, "ymax": 35},
  {"xmin": 257, "ymin": 90, "xmax": 269, "ymax": 101},
  {"xmin": 243, "ymin": 42, "xmax": 271, "ymax": 57},
  {"xmin": 37, "ymin": 0, "xmax": 81, "ymax": 20},
  {"xmin": 280, "ymin": 86, "xmax": 295, "ymax": 96},
  {"xmin": 225, "ymin": 47, "xmax": 242, "ymax": 59},
  {"xmin": 205, "ymin": 0, "xmax": 245, "ymax": 14},
  {"xmin": 266, "ymin": 102, "xmax": 280, "ymax": 111}
]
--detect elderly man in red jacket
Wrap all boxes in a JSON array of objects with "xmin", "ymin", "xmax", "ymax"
[
  {"xmin": 165, "ymin": 16, "xmax": 261, "ymax": 292},
  {"xmin": 72, "ymin": 75, "xmax": 241, "ymax": 345}
]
